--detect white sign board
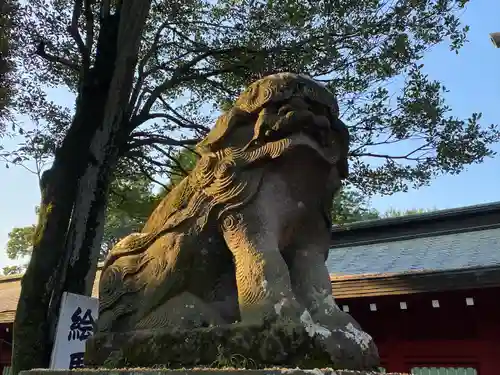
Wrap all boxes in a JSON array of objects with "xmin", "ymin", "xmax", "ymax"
[{"xmin": 49, "ymin": 292, "xmax": 99, "ymax": 369}]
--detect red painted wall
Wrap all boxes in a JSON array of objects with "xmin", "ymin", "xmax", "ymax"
[
  {"xmin": 0, "ymin": 323, "xmax": 12, "ymax": 374},
  {"xmin": 338, "ymin": 287, "xmax": 500, "ymax": 375}
]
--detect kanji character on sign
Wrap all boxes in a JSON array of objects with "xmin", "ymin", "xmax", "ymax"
[
  {"xmin": 68, "ymin": 306, "xmax": 94, "ymax": 341},
  {"xmin": 69, "ymin": 352, "xmax": 85, "ymax": 369}
]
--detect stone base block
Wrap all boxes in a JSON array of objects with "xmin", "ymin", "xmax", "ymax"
[
  {"xmin": 85, "ymin": 322, "xmax": 379, "ymax": 370},
  {"xmin": 22, "ymin": 369, "xmax": 408, "ymax": 375}
]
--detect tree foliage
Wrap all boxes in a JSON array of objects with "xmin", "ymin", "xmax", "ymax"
[
  {"xmin": 2, "ymin": 265, "xmax": 24, "ymax": 276},
  {"xmin": 332, "ymin": 188, "xmax": 380, "ymax": 224},
  {"xmin": 382, "ymin": 207, "xmax": 437, "ymax": 217},
  {"xmin": 5, "ymin": 225, "xmax": 35, "ymax": 261},
  {"xmin": 162, "ymin": 147, "xmax": 199, "ymax": 190},
  {"xmin": 4, "ymin": 0, "xmax": 498, "ymax": 195},
  {"xmin": 331, "ymin": 189, "xmax": 439, "ymax": 224},
  {"xmin": 102, "ymin": 176, "xmax": 161, "ymax": 256}
]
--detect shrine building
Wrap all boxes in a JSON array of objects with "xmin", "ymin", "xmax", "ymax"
[
  {"xmin": 0, "ymin": 202, "xmax": 499, "ymax": 374},
  {"xmin": 327, "ymin": 201, "xmax": 500, "ymax": 375}
]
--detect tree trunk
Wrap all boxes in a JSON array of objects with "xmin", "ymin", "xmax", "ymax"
[
  {"xmin": 62, "ymin": 0, "xmax": 152, "ymax": 297},
  {"xmin": 63, "ymin": 161, "xmax": 113, "ymax": 295},
  {"xmin": 11, "ymin": 2, "xmax": 152, "ymax": 373}
]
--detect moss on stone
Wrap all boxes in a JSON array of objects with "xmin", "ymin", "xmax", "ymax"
[
  {"xmin": 102, "ymin": 350, "xmax": 128, "ymax": 369},
  {"xmin": 86, "ymin": 322, "xmax": 366, "ymax": 370}
]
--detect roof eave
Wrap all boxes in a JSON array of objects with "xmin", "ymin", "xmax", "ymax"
[{"xmin": 330, "ymin": 264, "xmax": 500, "ymax": 299}]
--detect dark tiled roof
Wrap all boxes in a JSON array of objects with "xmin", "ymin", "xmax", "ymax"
[{"xmin": 327, "ymin": 227, "xmax": 500, "ymax": 275}]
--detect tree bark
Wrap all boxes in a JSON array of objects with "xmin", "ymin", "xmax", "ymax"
[
  {"xmin": 12, "ymin": 1, "xmax": 152, "ymax": 373},
  {"xmin": 62, "ymin": 0, "xmax": 152, "ymax": 297}
]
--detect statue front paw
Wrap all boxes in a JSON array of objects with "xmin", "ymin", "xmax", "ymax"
[{"xmin": 308, "ymin": 310, "xmax": 380, "ymax": 369}]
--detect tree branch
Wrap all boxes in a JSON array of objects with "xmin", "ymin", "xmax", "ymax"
[
  {"xmin": 352, "ymin": 143, "xmax": 433, "ymax": 161},
  {"xmin": 141, "ymin": 47, "xmax": 192, "ymax": 77},
  {"xmin": 204, "ymin": 77, "xmax": 240, "ymax": 98},
  {"xmin": 0, "ymin": 155, "xmax": 39, "ymax": 176},
  {"xmin": 129, "ymin": 20, "xmax": 173, "ymax": 117},
  {"xmin": 140, "ymin": 65, "xmax": 235, "ymax": 119},
  {"xmin": 149, "ymin": 143, "xmax": 189, "ymax": 177},
  {"xmin": 129, "ymin": 156, "xmax": 168, "ymax": 189},
  {"xmin": 127, "ymin": 131, "xmax": 199, "ymax": 150},
  {"xmin": 157, "ymin": 97, "xmax": 211, "ymax": 133},
  {"xmin": 68, "ymin": 0, "xmax": 90, "ymax": 73},
  {"xmin": 167, "ymin": 25, "xmax": 206, "ymax": 49},
  {"xmin": 83, "ymin": 0, "xmax": 94, "ymax": 54},
  {"xmin": 139, "ymin": 53, "xmax": 221, "ymax": 116},
  {"xmin": 131, "ymin": 88, "xmax": 151, "ymax": 118},
  {"xmin": 130, "ymin": 91, "xmax": 213, "ymax": 132},
  {"xmin": 35, "ymin": 42, "xmax": 80, "ymax": 72},
  {"xmin": 133, "ymin": 113, "xmax": 206, "ymax": 131},
  {"xmin": 140, "ymin": 153, "xmax": 172, "ymax": 169},
  {"xmin": 138, "ymin": 36, "xmax": 336, "ymax": 118}
]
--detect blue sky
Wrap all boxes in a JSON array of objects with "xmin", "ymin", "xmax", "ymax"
[{"xmin": 1, "ymin": 0, "xmax": 499, "ymax": 269}]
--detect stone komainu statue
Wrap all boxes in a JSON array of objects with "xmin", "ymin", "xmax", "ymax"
[{"xmin": 86, "ymin": 73, "xmax": 379, "ymax": 370}]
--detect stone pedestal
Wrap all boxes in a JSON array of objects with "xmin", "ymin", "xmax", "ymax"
[
  {"xmin": 85, "ymin": 322, "xmax": 379, "ymax": 370},
  {"xmin": 22, "ymin": 369, "xmax": 408, "ymax": 375}
]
